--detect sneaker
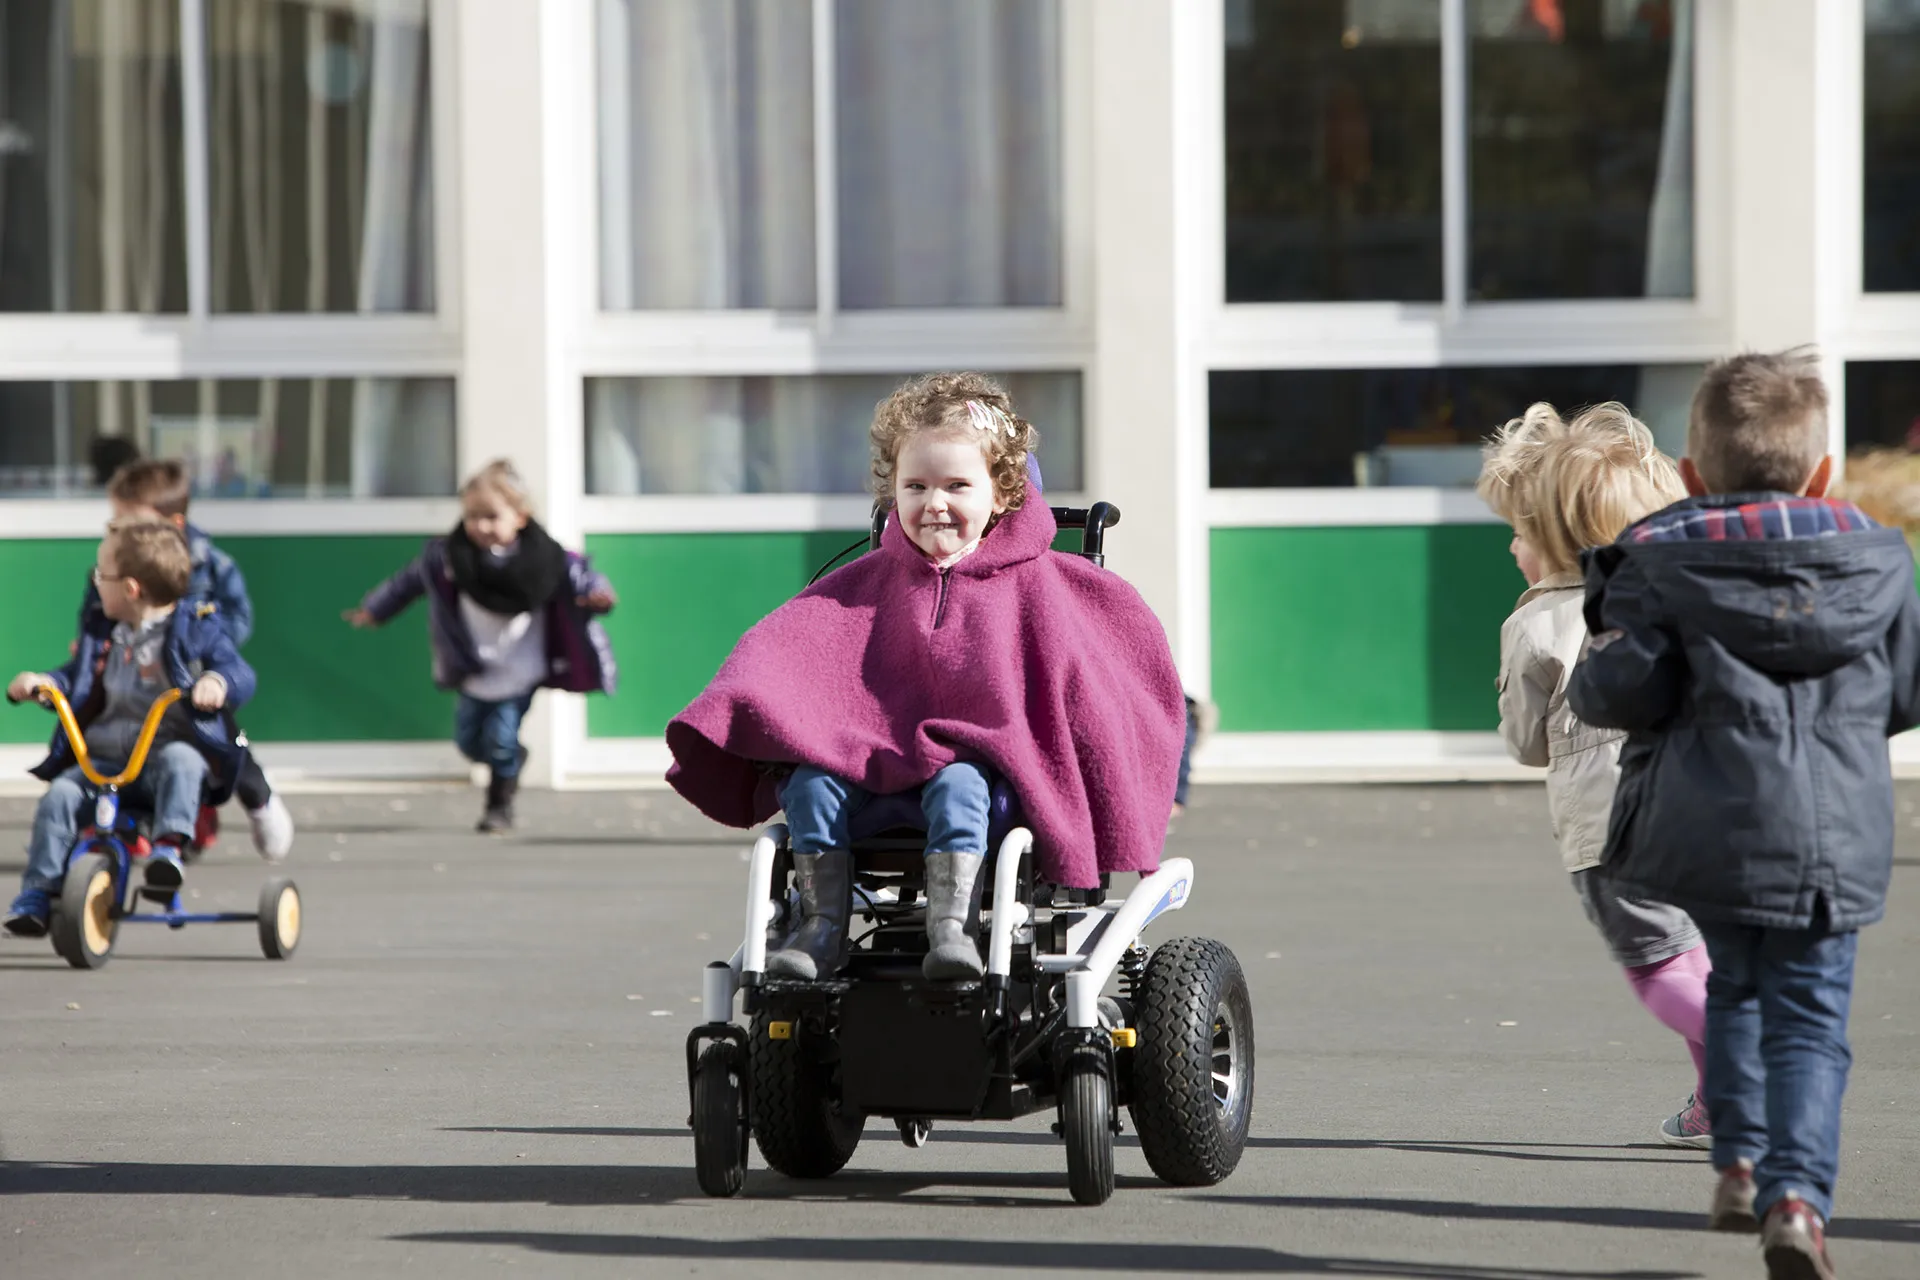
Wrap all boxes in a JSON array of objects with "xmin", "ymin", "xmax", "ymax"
[
  {"xmin": 4, "ymin": 888, "xmax": 51, "ymax": 938},
  {"xmin": 1761, "ymin": 1191, "xmax": 1836, "ymax": 1280},
  {"xmin": 1710, "ymin": 1158, "xmax": 1760, "ymax": 1233},
  {"xmin": 143, "ymin": 845, "xmax": 185, "ymax": 889},
  {"xmin": 1660, "ymin": 1092, "xmax": 1712, "ymax": 1149},
  {"xmin": 247, "ymin": 794, "xmax": 295, "ymax": 862}
]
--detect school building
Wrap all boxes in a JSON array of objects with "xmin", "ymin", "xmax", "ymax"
[{"xmin": 3, "ymin": 0, "xmax": 1918, "ymax": 787}]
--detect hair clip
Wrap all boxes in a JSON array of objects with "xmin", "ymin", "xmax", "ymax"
[{"xmin": 965, "ymin": 399, "xmax": 1015, "ymax": 437}]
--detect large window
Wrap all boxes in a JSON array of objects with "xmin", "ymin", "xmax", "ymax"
[
  {"xmin": 1223, "ymin": 0, "xmax": 1694, "ymax": 304},
  {"xmin": 207, "ymin": 0, "xmax": 436, "ymax": 313},
  {"xmin": 596, "ymin": 0, "xmax": 1063, "ymax": 312},
  {"xmin": 0, "ymin": 0, "xmax": 189, "ymax": 313},
  {"xmin": 587, "ymin": 372, "xmax": 1082, "ymax": 496},
  {"xmin": 0, "ymin": 377, "xmax": 455, "ymax": 497},
  {"xmin": 1210, "ymin": 362, "xmax": 1700, "ymax": 489},
  {"xmin": 1865, "ymin": 1, "xmax": 1920, "ymax": 293}
]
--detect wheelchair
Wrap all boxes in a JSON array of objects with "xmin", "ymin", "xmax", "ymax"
[
  {"xmin": 27, "ymin": 686, "xmax": 301, "ymax": 969},
  {"xmin": 684, "ymin": 504, "xmax": 1254, "ymax": 1205}
]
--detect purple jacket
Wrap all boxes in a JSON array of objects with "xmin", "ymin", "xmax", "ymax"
[{"xmin": 361, "ymin": 538, "xmax": 618, "ymax": 696}]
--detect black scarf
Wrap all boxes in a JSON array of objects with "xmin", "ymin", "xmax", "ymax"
[{"xmin": 445, "ymin": 518, "xmax": 570, "ymax": 616}]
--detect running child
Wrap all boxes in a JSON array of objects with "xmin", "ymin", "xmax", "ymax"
[
  {"xmin": 1570, "ymin": 349, "xmax": 1920, "ymax": 1279},
  {"xmin": 345, "ymin": 460, "xmax": 618, "ymax": 833},
  {"xmin": 1480, "ymin": 402, "xmax": 1709, "ymax": 1147},
  {"xmin": 664, "ymin": 372, "xmax": 1186, "ymax": 981}
]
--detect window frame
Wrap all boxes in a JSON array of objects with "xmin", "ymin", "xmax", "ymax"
[
  {"xmin": 0, "ymin": 0, "xmax": 464, "ymax": 535},
  {"xmin": 565, "ymin": 0, "xmax": 1096, "ymax": 531},
  {"xmin": 1199, "ymin": 0, "xmax": 1733, "ymax": 530}
]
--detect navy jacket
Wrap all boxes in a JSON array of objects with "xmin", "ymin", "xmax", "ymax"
[
  {"xmin": 1568, "ymin": 494, "xmax": 1920, "ymax": 931},
  {"xmin": 361, "ymin": 538, "xmax": 618, "ymax": 696},
  {"xmin": 26, "ymin": 603, "xmax": 257, "ymax": 805}
]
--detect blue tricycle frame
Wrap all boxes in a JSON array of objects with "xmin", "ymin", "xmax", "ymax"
[{"xmin": 28, "ymin": 685, "xmax": 301, "ymax": 969}]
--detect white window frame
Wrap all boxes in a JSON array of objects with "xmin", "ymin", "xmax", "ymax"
[
  {"xmin": 0, "ymin": 0, "xmax": 465, "ymax": 538},
  {"xmin": 558, "ymin": 0, "xmax": 1096, "ymax": 536},
  {"xmin": 1194, "ymin": 0, "xmax": 1734, "ymax": 532}
]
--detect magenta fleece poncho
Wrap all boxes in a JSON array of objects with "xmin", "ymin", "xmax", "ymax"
[{"xmin": 665, "ymin": 493, "xmax": 1187, "ymax": 888}]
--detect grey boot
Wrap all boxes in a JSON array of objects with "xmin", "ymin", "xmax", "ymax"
[
  {"xmin": 766, "ymin": 851, "xmax": 852, "ymax": 980},
  {"xmin": 922, "ymin": 851, "xmax": 987, "ymax": 980}
]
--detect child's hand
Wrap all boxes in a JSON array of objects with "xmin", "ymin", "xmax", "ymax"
[
  {"xmin": 342, "ymin": 608, "xmax": 376, "ymax": 629},
  {"xmin": 7, "ymin": 672, "xmax": 48, "ymax": 703},
  {"xmin": 191, "ymin": 673, "xmax": 229, "ymax": 711},
  {"xmin": 577, "ymin": 588, "xmax": 617, "ymax": 612}
]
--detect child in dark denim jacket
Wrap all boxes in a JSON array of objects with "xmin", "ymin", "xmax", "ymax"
[
  {"xmin": 1570, "ymin": 348, "xmax": 1920, "ymax": 1280},
  {"xmin": 346, "ymin": 460, "xmax": 618, "ymax": 833}
]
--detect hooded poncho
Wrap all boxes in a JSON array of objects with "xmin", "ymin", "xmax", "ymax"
[{"xmin": 665, "ymin": 492, "xmax": 1186, "ymax": 887}]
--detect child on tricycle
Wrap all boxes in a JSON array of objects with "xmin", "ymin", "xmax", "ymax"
[{"xmin": 5, "ymin": 519, "xmax": 254, "ymax": 938}]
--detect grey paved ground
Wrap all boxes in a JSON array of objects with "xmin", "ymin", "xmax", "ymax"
[{"xmin": 2, "ymin": 782, "xmax": 1918, "ymax": 1279}]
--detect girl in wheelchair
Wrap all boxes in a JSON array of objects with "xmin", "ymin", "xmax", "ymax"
[{"xmin": 666, "ymin": 372, "xmax": 1187, "ymax": 982}]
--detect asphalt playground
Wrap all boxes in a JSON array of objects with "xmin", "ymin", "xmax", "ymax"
[{"xmin": 2, "ymin": 781, "xmax": 1918, "ymax": 1279}]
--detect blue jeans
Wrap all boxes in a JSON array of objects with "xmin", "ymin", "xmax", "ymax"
[
  {"xmin": 1700, "ymin": 919, "xmax": 1859, "ymax": 1223},
  {"xmin": 454, "ymin": 693, "xmax": 533, "ymax": 779},
  {"xmin": 782, "ymin": 762, "xmax": 993, "ymax": 856},
  {"xmin": 22, "ymin": 741, "xmax": 209, "ymax": 893}
]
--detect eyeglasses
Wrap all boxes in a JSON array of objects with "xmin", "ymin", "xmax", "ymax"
[{"xmin": 91, "ymin": 566, "xmax": 118, "ymax": 588}]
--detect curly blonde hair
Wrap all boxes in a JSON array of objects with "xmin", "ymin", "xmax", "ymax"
[
  {"xmin": 868, "ymin": 372, "xmax": 1040, "ymax": 509},
  {"xmin": 461, "ymin": 458, "xmax": 535, "ymax": 517},
  {"xmin": 1478, "ymin": 401, "xmax": 1684, "ymax": 576}
]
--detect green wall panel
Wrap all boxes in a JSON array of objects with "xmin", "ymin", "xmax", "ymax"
[
  {"xmin": 585, "ymin": 530, "xmax": 868, "ymax": 737},
  {"xmin": 1209, "ymin": 524, "xmax": 1523, "ymax": 732},
  {"xmin": 0, "ymin": 534, "xmax": 448, "ymax": 744}
]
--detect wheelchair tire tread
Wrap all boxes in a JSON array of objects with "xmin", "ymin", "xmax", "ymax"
[
  {"xmin": 1127, "ymin": 936, "xmax": 1254, "ymax": 1187},
  {"xmin": 748, "ymin": 1012, "xmax": 863, "ymax": 1178}
]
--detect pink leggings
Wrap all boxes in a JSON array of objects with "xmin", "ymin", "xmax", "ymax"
[{"xmin": 1625, "ymin": 944, "xmax": 1710, "ymax": 1093}]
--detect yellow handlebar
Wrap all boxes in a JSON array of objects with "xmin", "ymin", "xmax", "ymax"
[{"xmin": 34, "ymin": 684, "xmax": 185, "ymax": 789}]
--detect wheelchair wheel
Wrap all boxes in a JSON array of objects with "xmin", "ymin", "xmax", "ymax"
[
  {"xmin": 51, "ymin": 854, "xmax": 119, "ymax": 970},
  {"xmin": 258, "ymin": 879, "xmax": 301, "ymax": 960},
  {"xmin": 1127, "ymin": 937, "xmax": 1255, "ymax": 1186},
  {"xmin": 692, "ymin": 1042, "xmax": 748, "ymax": 1197},
  {"xmin": 896, "ymin": 1117, "xmax": 932, "ymax": 1149},
  {"xmin": 1060, "ymin": 1055, "xmax": 1115, "ymax": 1206},
  {"xmin": 749, "ymin": 1012, "xmax": 863, "ymax": 1178}
]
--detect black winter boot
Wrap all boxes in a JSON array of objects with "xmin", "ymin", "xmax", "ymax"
[{"xmin": 477, "ymin": 771, "xmax": 517, "ymax": 833}]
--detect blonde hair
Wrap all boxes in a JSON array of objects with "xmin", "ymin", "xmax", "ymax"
[
  {"xmin": 461, "ymin": 459, "xmax": 534, "ymax": 517},
  {"xmin": 104, "ymin": 518, "xmax": 192, "ymax": 604},
  {"xmin": 868, "ymin": 372, "xmax": 1040, "ymax": 510},
  {"xmin": 1688, "ymin": 347, "xmax": 1830, "ymax": 493},
  {"xmin": 1478, "ymin": 401, "xmax": 1684, "ymax": 576}
]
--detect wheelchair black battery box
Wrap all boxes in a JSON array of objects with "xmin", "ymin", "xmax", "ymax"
[{"xmin": 834, "ymin": 981, "xmax": 1000, "ymax": 1119}]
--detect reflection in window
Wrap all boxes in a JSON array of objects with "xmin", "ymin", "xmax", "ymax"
[
  {"xmin": 1209, "ymin": 363, "xmax": 1700, "ymax": 488},
  {"xmin": 1865, "ymin": 2, "xmax": 1920, "ymax": 292},
  {"xmin": 207, "ymin": 0, "xmax": 434, "ymax": 312},
  {"xmin": 1469, "ymin": 0, "xmax": 1693, "ymax": 300},
  {"xmin": 0, "ymin": 0, "xmax": 188, "ymax": 312},
  {"xmin": 1224, "ymin": 0, "xmax": 1443, "ymax": 302},
  {"xmin": 0, "ymin": 377, "xmax": 455, "ymax": 497},
  {"xmin": 596, "ymin": 0, "xmax": 814, "ymax": 310},
  {"xmin": 586, "ymin": 373, "xmax": 1083, "ymax": 495},
  {"xmin": 835, "ymin": 0, "xmax": 1062, "ymax": 308}
]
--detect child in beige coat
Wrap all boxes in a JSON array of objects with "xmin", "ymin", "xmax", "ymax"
[{"xmin": 1480, "ymin": 402, "xmax": 1711, "ymax": 1148}]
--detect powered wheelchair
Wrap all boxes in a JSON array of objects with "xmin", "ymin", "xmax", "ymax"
[{"xmin": 684, "ymin": 504, "xmax": 1254, "ymax": 1205}]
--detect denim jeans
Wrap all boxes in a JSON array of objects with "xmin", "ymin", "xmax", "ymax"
[
  {"xmin": 454, "ymin": 693, "xmax": 534, "ymax": 779},
  {"xmin": 782, "ymin": 762, "xmax": 993, "ymax": 856},
  {"xmin": 22, "ymin": 741, "xmax": 209, "ymax": 893},
  {"xmin": 1700, "ymin": 919, "xmax": 1859, "ymax": 1223}
]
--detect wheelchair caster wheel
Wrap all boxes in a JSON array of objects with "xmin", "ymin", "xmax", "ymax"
[
  {"xmin": 896, "ymin": 1117, "xmax": 932, "ymax": 1149},
  {"xmin": 692, "ymin": 1042, "xmax": 748, "ymax": 1197},
  {"xmin": 1061, "ymin": 1060, "xmax": 1115, "ymax": 1205}
]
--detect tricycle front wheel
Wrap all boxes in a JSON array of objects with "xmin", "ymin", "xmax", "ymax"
[{"xmin": 52, "ymin": 854, "xmax": 119, "ymax": 970}]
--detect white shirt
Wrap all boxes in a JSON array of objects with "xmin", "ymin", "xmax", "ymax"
[{"xmin": 458, "ymin": 596, "xmax": 549, "ymax": 701}]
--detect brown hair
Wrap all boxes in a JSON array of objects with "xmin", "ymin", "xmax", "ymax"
[
  {"xmin": 107, "ymin": 458, "xmax": 192, "ymax": 519},
  {"xmin": 105, "ymin": 519, "xmax": 192, "ymax": 605},
  {"xmin": 1479, "ymin": 401, "xmax": 1684, "ymax": 576},
  {"xmin": 461, "ymin": 458, "xmax": 535, "ymax": 516},
  {"xmin": 868, "ymin": 372, "xmax": 1040, "ymax": 510},
  {"xmin": 1688, "ymin": 347, "xmax": 1830, "ymax": 493}
]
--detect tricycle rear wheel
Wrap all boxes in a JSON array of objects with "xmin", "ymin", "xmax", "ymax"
[{"xmin": 258, "ymin": 878, "xmax": 300, "ymax": 959}]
